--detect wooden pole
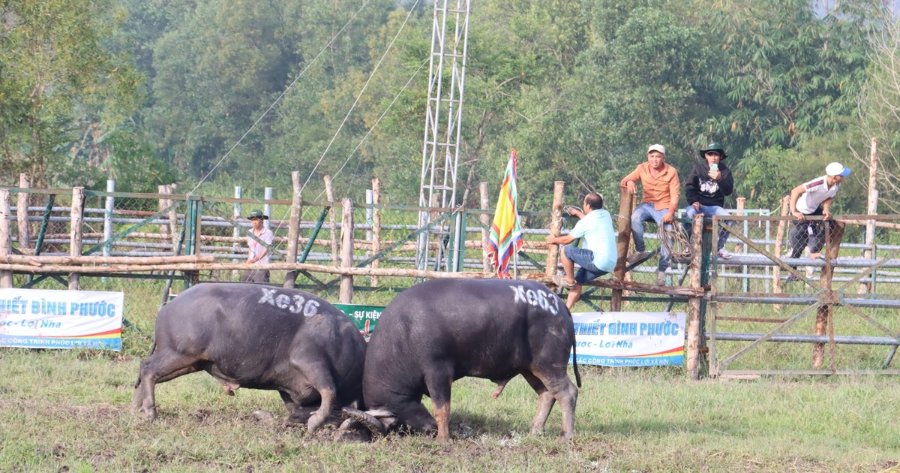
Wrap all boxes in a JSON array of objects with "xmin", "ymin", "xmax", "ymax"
[
  {"xmin": 545, "ymin": 181, "xmax": 565, "ymax": 280},
  {"xmin": 479, "ymin": 182, "xmax": 491, "ymax": 274},
  {"xmin": 773, "ymin": 195, "xmax": 790, "ymax": 310},
  {"xmin": 287, "ymin": 172, "xmax": 302, "ymax": 265},
  {"xmin": 0, "ymin": 189, "xmax": 12, "ymax": 288},
  {"xmin": 69, "ymin": 187, "xmax": 84, "ymax": 290},
  {"xmin": 813, "ymin": 221, "xmax": 844, "ymax": 369},
  {"xmin": 687, "ymin": 214, "xmax": 704, "ymax": 379},
  {"xmin": 17, "ymin": 173, "xmax": 30, "ymax": 252},
  {"xmin": 371, "ymin": 178, "xmax": 381, "ymax": 287},
  {"xmin": 611, "ymin": 186, "xmax": 634, "ymax": 311},
  {"xmin": 339, "ymin": 198, "xmax": 354, "ymax": 303},
  {"xmin": 861, "ymin": 137, "xmax": 878, "ymax": 295},
  {"xmin": 324, "ymin": 175, "xmax": 339, "ymax": 267}
]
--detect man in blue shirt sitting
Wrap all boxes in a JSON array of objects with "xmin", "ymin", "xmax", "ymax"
[{"xmin": 546, "ymin": 192, "xmax": 618, "ymax": 309}]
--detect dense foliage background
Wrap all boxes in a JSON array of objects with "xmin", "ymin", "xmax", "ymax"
[{"xmin": 1, "ymin": 0, "xmax": 898, "ymax": 214}]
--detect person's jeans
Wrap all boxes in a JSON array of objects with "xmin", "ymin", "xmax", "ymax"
[
  {"xmin": 685, "ymin": 204, "xmax": 731, "ymax": 251},
  {"xmin": 563, "ymin": 245, "xmax": 608, "ymax": 283},
  {"xmin": 789, "ymin": 212, "xmax": 835, "ymax": 258},
  {"xmin": 631, "ymin": 203, "xmax": 671, "ymax": 271}
]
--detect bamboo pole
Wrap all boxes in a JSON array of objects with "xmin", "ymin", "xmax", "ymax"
[
  {"xmin": 69, "ymin": 187, "xmax": 84, "ymax": 290},
  {"xmin": 17, "ymin": 173, "xmax": 30, "ymax": 252},
  {"xmin": 861, "ymin": 137, "xmax": 878, "ymax": 294},
  {"xmin": 371, "ymin": 178, "xmax": 381, "ymax": 287},
  {"xmin": 324, "ymin": 176, "xmax": 339, "ymax": 266},
  {"xmin": 773, "ymin": 195, "xmax": 790, "ymax": 310},
  {"xmin": 813, "ymin": 221, "xmax": 844, "ymax": 369},
  {"xmin": 0, "ymin": 261, "xmax": 495, "ymax": 278},
  {"xmin": 339, "ymin": 198, "xmax": 353, "ymax": 303},
  {"xmin": 479, "ymin": 182, "xmax": 491, "ymax": 274},
  {"xmin": 687, "ymin": 214, "xmax": 704, "ymax": 379},
  {"xmin": 545, "ymin": 181, "xmax": 565, "ymax": 280},
  {"xmin": 1, "ymin": 255, "xmax": 214, "ymax": 265},
  {"xmin": 0, "ymin": 189, "xmax": 12, "ymax": 288},
  {"xmin": 611, "ymin": 186, "xmax": 635, "ymax": 311}
]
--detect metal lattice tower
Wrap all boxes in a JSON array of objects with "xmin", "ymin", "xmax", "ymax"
[{"xmin": 417, "ymin": 0, "xmax": 471, "ymax": 271}]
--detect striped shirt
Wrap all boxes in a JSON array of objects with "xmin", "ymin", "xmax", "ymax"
[{"xmin": 796, "ymin": 175, "xmax": 840, "ymax": 214}]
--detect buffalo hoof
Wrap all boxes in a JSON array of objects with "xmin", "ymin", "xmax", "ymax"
[{"xmin": 134, "ymin": 405, "xmax": 157, "ymax": 421}]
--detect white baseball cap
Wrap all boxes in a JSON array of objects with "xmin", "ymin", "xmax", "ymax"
[
  {"xmin": 825, "ymin": 162, "xmax": 851, "ymax": 177},
  {"xmin": 647, "ymin": 144, "xmax": 666, "ymax": 155}
]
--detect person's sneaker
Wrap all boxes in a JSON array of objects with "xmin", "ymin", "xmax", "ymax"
[
  {"xmin": 785, "ymin": 273, "xmax": 800, "ymax": 283},
  {"xmin": 655, "ymin": 270, "xmax": 667, "ymax": 286},
  {"xmin": 717, "ymin": 249, "xmax": 733, "ymax": 260},
  {"xmin": 627, "ymin": 250, "xmax": 653, "ymax": 265}
]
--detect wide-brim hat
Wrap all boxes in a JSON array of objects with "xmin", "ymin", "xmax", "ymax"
[
  {"xmin": 247, "ymin": 210, "xmax": 269, "ymax": 220},
  {"xmin": 700, "ymin": 142, "xmax": 727, "ymax": 159}
]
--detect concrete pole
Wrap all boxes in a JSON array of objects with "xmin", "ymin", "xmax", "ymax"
[
  {"xmin": 264, "ymin": 187, "xmax": 273, "ymax": 231},
  {"xmin": 16, "ymin": 173, "xmax": 30, "ymax": 252},
  {"xmin": 103, "ymin": 180, "xmax": 115, "ymax": 257}
]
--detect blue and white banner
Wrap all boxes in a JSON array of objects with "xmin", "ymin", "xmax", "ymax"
[
  {"xmin": 572, "ymin": 312, "xmax": 686, "ymax": 367},
  {"xmin": 0, "ymin": 288, "xmax": 124, "ymax": 351}
]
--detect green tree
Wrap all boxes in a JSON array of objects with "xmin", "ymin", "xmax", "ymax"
[{"xmin": 0, "ymin": 0, "xmax": 143, "ymax": 187}]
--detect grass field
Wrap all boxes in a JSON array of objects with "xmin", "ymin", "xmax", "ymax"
[{"xmin": 1, "ymin": 280, "xmax": 898, "ymax": 472}]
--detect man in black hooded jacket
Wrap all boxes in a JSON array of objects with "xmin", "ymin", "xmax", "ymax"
[{"xmin": 684, "ymin": 142, "xmax": 735, "ymax": 259}]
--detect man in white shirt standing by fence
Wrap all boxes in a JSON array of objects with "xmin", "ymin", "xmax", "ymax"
[{"xmin": 242, "ymin": 209, "xmax": 274, "ymax": 283}]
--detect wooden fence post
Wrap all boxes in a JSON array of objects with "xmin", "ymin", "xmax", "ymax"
[
  {"xmin": 773, "ymin": 195, "xmax": 790, "ymax": 310},
  {"xmin": 611, "ymin": 186, "xmax": 634, "ymax": 311},
  {"xmin": 479, "ymin": 182, "xmax": 491, "ymax": 274},
  {"xmin": 371, "ymin": 178, "xmax": 381, "ymax": 287},
  {"xmin": 17, "ymin": 173, "xmax": 30, "ymax": 252},
  {"xmin": 813, "ymin": 222, "xmax": 844, "ymax": 370},
  {"xmin": 324, "ymin": 176, "xmax": 339, "ymax": 267},
  {"xmin": 545, "ymin": 181, "xmax": 565, "ymax": 280},
  {"xmin": 861, "ymin": 137, "xmax": 878, "ymax": 295},
  {"xmin": 687, "ymin": 214, "xmax": 705, "ymax": 379},
  {"xmin": 69, "ymin": 187, "xmax": 84, "ymax": 290},
  {"xmin": 0, "ymin": 189, "xmax": 12, "ymax": 288},
  {"xmin": 287, "ymin": 172, "xmax": 302, "ymax": 265},
  {"xmin": 339, "ymin": 198, "xmax": 354, "ymax": 303}
]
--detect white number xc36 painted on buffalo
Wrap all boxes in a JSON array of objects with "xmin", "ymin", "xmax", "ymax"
[
  {"xmin": 257, "ymin": 288, "xmax": 321, "ymax": 317},
  {"xmin": 510, "ymin": 285, "xmax": 561, "ymax": 315}
]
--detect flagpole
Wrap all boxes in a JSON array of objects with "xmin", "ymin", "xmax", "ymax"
[{"xmin": 513, "ymin": 250, "xmax": 518, "ymax": 279}]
